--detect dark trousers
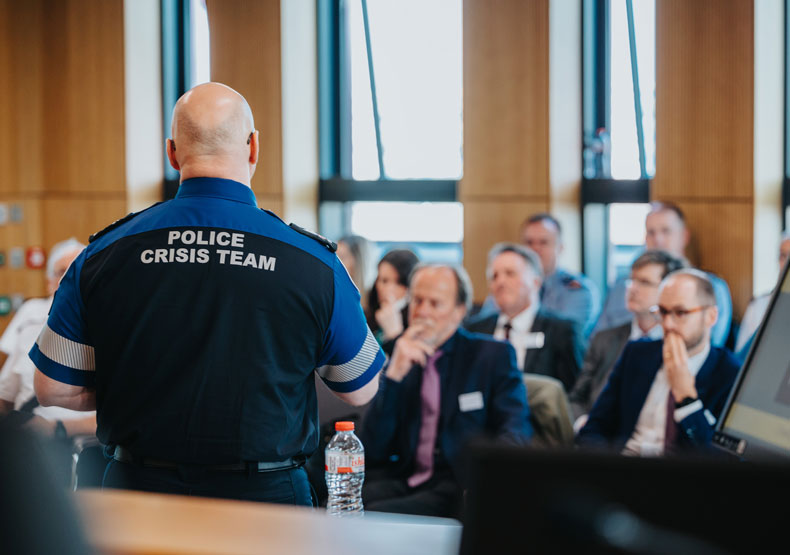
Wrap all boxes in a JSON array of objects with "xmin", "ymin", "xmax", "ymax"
[
  {"xmin": 102, "ymin": 458, "xmax": 314, "ymax": 506},
  {"xmin": 363, "ymin": 467, "xmax": 461, "ymax": 518}
]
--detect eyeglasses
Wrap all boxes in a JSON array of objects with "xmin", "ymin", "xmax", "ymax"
[{"xmin": 649, "ymin": 305, "xmax": 711, "ymax": 321}]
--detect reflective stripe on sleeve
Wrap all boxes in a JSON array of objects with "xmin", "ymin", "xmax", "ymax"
[
  {"xmin": 35, "ymin": 323, "xmax": 96, "ymax": 372},
  {"xmin": 319, "ymin": 328, "xmax": 379, "ymax": 384}
]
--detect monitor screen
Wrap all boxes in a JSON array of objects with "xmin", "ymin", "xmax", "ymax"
[
  {"xmin": 460, "ymin": 442, "xmax": 790, "ymax": 555},
  {"xmin": 715, "ymin": 259, "xmax": 790, "ymax": 460}
]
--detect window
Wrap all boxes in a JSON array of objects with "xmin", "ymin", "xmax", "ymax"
[
  {"xmin": 161, "ymin": 0, "xmax": 211, "ymax": 199},
  {"xmin": 582, "ymin": 0, "xmax": 655, "ymax": 293},
  {"xmin": 319, "ymin": 0, "xmax": 463, "ymax": 263}
]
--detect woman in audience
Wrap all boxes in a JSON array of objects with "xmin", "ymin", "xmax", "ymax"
[
  {"xmin": 337, "ymin": 235, "xmax": 372, "ymax": 311},
  {"xmin": 367, "ymin": 248, "xmax": 419, "ymax": 345}
]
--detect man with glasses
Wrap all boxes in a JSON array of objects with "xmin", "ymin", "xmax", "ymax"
[
  {"xmin": 568, "ymin": 250, "xmax": 685, "ymax": 426},
  {"xmin": 577, "ymin": 269, "xmax": 740, "ymax": 456},
  {"xmin": 593, "ymin": 201, "xmax": 733, "ymax": 349}
]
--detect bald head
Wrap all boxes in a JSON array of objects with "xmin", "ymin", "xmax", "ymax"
[{"xmin": 167, "ymin": 82, "xmax": 259, "ymax": 185}]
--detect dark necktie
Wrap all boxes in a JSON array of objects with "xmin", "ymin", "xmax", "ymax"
[
  {"xmin": 664, "ymin": 393, "xmax": 677, "ymax": 454},
  {"xmin": 503, "ymin": 321, "xmax": 512, "ymax": 341},
  {"xmin": 408, "ymin": 350, "xmax": 443, "ymax": 488}
]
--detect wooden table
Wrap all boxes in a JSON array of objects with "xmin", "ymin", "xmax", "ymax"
[{"xmin": 74, "ymin": 489, "xmax": 462, "ymax": 555}]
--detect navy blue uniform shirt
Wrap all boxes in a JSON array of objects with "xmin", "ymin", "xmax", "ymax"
[{"xmin": 30, "ymin": 177, "xmax": 384, "ymax": 464}]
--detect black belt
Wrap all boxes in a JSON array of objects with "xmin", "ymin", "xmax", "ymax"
[{"xmin": 113, "ymin": 446, "xmax": 301, "ymax": 473}]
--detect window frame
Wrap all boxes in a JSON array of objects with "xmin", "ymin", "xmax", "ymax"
[
  {"xmin": 581, "ymin": 0, "xmax": 651, "ymax": 290},
  {"xmin": 161, "ymin": 0, "xmax": 199, "ymax": 200},
  {"xmin": 317, "ymin": 0, "xmax": 459, "ymax": 226}
]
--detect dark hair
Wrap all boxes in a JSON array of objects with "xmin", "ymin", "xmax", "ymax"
[
  {"xmin": 648, "ymin": 201, "xmax": 686, "ymax": 225},
  {"xmin": 367, "ymin": 248, "xmax": 420, "ymax": 317},
  {"xmin": 523, "ymin": 213, "xmax": 562, "ymax": 237},
  {"xmin": 410, "ymin": 263, "xmax": 474, "ymax": 313},
  {"xmin": 486, "ymin": 242, "xmax": 543, "ymax": 279},
  {"xmin": 631, "ymin": 249, "xmax": 686, "ymax": 279}
]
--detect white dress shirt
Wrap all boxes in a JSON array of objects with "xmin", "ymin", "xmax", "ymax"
[
  {"xmin": 623, "ymin": 342, "xmax": 710, "ymax": 457},
  {"xmin": 494, "ymin": 302, "xmax": 540, "ymax": 371}
]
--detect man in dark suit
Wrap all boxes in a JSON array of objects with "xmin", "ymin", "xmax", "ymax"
[
  {"xmin": 360, "ymin": 264, "xmax": 531, "ymax": 518},
  {"xmin": 577, "ymin": 269, "xmax": 740, "ymax": 456},
  {"xmin": 568, "ymin": 250, "xmax": 685, "ymax": 424},
  {"xmin": 465, "ymin": 243, "xmax": 583, "ymax": 391}
]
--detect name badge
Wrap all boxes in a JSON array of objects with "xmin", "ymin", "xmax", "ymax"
[
  {"xmin": 458, "ymin": 391, "xmax": 484, "ymax": 412},
  {"xmin": 525, "ymin": 332, "xmax": 545, "ymax": 349}
]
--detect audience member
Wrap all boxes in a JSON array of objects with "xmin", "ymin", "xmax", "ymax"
[
  {"xmin": 367, "ymin": 248, "xmax": 420, "ymax": 346},
  {"xmin": 577, "ymin": 269, "xmax": 740, "ymax": 456},
  {"xmin": 593, "ymin": 201, "xmax": 733, "ymax": 348},
  {"xmin": 337, "ymin": 235, "xmax": 371, "ymax": 311},
  {"xmin": 569, "ymin": 250, "xmax": 685, "ymax": 425},
  {"xmin": 465, "ymin": 243, "xmax": 583, "ymax": 391},
  {"xmin": 361, "ymin": 264, "xmax": 531, "ymax": 518},
  {"xmin": 0, "ymin": 238, "xmax": 96, "ymax": 439},
  {"xmin": 521, "ymin": 213, "xmax": 601, "ymax": 337},
  {"xmin": 735, "ymin": 231, "xmax": 790, "ymax": 357}
]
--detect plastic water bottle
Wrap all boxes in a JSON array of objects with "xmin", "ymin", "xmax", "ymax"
[{"xmin": 325, "ymin": 421, "xmax": 365, "ymax": 516}]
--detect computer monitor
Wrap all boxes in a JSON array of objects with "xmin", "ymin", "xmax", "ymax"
[
  {"xmin": 714, "ymin": 257, "xmax": 790, "ymax": 460},
  {"xmin": 460, "ymin": 442, "xmax": 789, "ymax": 555}
]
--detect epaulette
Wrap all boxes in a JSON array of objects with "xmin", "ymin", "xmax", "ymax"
[
  {"xmin": 289, "ymin": 223, "xmax": 337, "ymax": 252},
  {"xmin": 559, "ymin": 272, "xmax": 583, "ymax": 290},
  {"xmin": 261, "ymin": 208, "xmax": 286, "ymax": 224},
  {"xmin": 89, "ymin": 202, "xmax": 162, "ymax": 243}
]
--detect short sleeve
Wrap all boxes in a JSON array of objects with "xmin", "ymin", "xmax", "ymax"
[
  {"xmin": 316, "ymin": 259, "xmax": 385, "ymax": 393},
  {"xmin": 28, "ymin": 250, "xmax": 96, "ymax": 387}
]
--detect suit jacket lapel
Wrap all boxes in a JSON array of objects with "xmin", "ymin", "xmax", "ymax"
[{"xmin": 693, "ymin": 346, "xmax": 721, "ymax": 399}]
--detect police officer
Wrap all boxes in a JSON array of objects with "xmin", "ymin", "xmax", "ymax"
[
  {"xmin": 521, "ymin": 213, "xmax": 601, "ymax": 338},
  {"xmin": 31, "ymin": 83, "xmax": 384, "ymax": 505}
]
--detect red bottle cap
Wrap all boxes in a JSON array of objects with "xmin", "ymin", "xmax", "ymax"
[{"xmin": 335, "ymin": 421, "xmax": 354, "ymax": 431}]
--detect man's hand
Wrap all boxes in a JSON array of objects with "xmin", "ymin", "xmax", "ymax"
[
  {"xmin": 663, "ymin": 332, "xmax": 698, "ymax": 402},
  {"xmin": 385, "ymin": 322, "xmax": 436, "ymax": 382}
]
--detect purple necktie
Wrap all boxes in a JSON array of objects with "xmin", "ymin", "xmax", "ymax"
[
  {"xmin": 408, "ymin": 350, "xmax": 443, "ymax": 488},
  {"xmin": 664, "ymin": 393, "xmax": 677, "ymax": 454}
]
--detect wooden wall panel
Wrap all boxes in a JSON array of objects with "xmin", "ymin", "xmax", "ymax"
[
  {"xmin": 42, "ymin": 0, "xmax": 126, "ymax": 195},
  {"xmin": 654, "ymin": 0, "xmax": 754, "ymax": 318},
  {"xmin": 41, "ymin": 198, "xmax": 127, "ymax": 248},
  {"xmin": 654, "ymin": 0, "xmax": 753, "ymax": 200},
  {"xmin": 462, "ymin": 0, "xmax": 550, "ymax": 301},
  {"xmin": 464, "ymin": 200, "xmax": 548, "ymax": 303},
  {"xmin": 462, "ymin": 0, "xmax": 550, "ymax": 198},
  {"xmin": 0, "ymin": 0, "xmax": 127, "ymax": 333},
  {"xmin": 207, "ymin": 0, "xmax": 283, "ymax": 200},
  {"xmin": 680, "ymin": 202, "xmax": 753, "ymax": 318},
  {"xmin": 0, "ymin": 1, "xmax": 45, "ymax": 194}
]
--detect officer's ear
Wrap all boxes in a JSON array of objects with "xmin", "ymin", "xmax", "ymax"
[
  {"xmin": 248, "ymin": 130, "xmax": 259, "ymax": 171},
  {"xmin": 166, "ymin": 139, "xmax": 180, "ymax": 171}
]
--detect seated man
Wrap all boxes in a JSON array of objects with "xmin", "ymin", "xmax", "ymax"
[
  {"xmin": 522, "ymin": 213, "xmax": 601, "ymax": 338},
  {"xmin": 361, "ymin": 264, "xmax": 531, "ymax": 518},
  {"xmin": 569, "ymin": 250, "xmax": 685, "ymax": 424},
  {"xmin": 465, "ymin": 243, "xmax": 583, "ymax": 391},
  {"xmin": 577, "ymin": 269, "xmax": 740, "ymax": 456},
  {"xmin": 593, "ymin": 201, "xmax": 733, "ymax": 348},
  {"xmin": 0, "ymin": 238, "xmax": 96, "ymax": 440}
]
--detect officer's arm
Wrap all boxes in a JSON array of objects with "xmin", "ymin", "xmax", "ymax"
[
  {"xmin": 317, "ymin": 259, "xmax": 387, "ymax": 406},
  {"xmin": 331, "ymin": 375, "xmax": 379, "ymax": 406},
  {"xmin": 34, "ymin": 368, "xmax": 96, "ymax": 411}
]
